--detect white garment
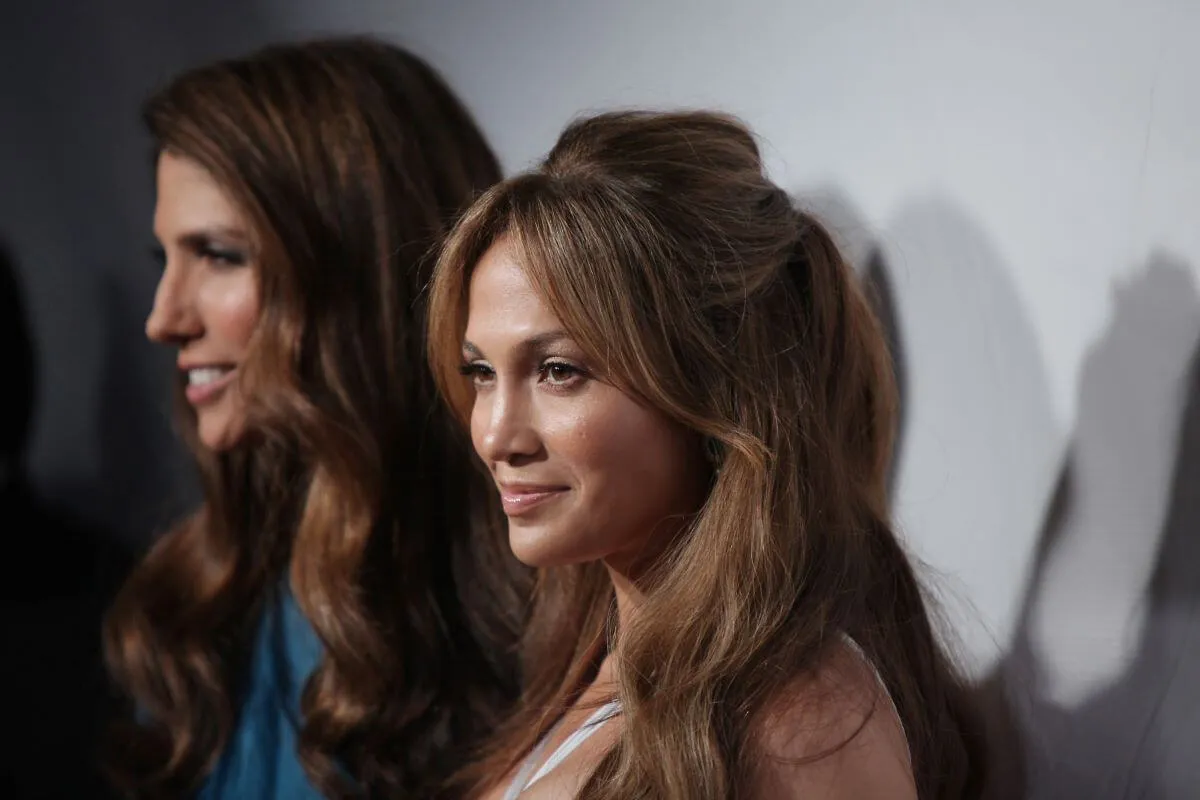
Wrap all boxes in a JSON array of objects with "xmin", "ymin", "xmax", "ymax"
[
  {"xmin": 503, "ymin": 699, "xmax": 621, "ymax": 799},
  {"xmin": 502, "ymin": 634, "xmax": 907, "ymax": 798}
]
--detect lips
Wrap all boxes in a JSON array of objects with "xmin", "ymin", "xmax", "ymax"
[
  {"xmin": 497, "ymin": 483, "xmax": 569, "ymax": 517},
  {"xmin": 181, "ymin": 364, "xmax": 237, "ymax": 405}
]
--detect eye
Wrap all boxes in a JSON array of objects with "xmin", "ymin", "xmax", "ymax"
[
  {"xmin": 458, "ymin": 361, "xmax": 496, "ymax": 388},
  {"xmin": 198, "ymin": 243, "xmax": 248, "ymax": 267},
  {"xmin": 539, "ymin": 360, "xmax": 585, "ymax": 388}
]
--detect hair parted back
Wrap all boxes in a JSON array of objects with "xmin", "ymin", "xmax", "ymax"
[
  {"xmin": 428, "ymin": 110, "xmax": 986, "ymax": 799},
  {"xmin": 104, "ymin": 36, "xmax": 529, "ymax": 798}
]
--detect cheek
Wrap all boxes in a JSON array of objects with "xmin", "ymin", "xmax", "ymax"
[
  {"xmin": 553, "ymin": 393, "xmax": 699, "ymax": 516},
  {"xmin": 200, "ymin": 270, "xmax": 260, "ymax": 350}
]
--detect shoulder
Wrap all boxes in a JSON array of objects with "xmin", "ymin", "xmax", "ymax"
[{"xmin": 750, "ymin": 637, "xmax": 916, "ymax": 800}]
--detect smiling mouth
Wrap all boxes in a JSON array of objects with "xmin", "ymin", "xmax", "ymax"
[
  {"xmin": 183, "ymin": 365, "xmax": 236, "ymax": 405},
  {"xmin": 497, "ymin": 486, "xmax": 569, "ymax": 517}
]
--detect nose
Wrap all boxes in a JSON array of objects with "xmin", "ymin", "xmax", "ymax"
[
  {"xmin": 145, "ymin": 261, "xmax": 200, "ymax": 345},
  {"xmin": 474, "ymin": 381, "xmax": 543, "ymax": 466}
]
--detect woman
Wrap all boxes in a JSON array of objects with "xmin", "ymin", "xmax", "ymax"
[
  {"xmin": 104, "ymin": 37, "xmax": 527, "ymax": 798},
  {"xmin": 428, "ymin": 111, "xmax": 987, "ymax": 799}
]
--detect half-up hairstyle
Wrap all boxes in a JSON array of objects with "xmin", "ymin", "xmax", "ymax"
[{"xmin": 428, "ymin": 110, "xmax": 985, "ymax": 799}]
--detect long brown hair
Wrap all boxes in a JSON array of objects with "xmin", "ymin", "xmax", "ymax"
[
  {"xmin": 428, "ymin": 111, "xmax": 986, "ymax": 799},
  {"xmin": 104, "ymin": 37, "xmax": 529, "ymax": 798}
]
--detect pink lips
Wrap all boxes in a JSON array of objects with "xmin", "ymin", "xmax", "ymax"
[
  {"xmin": 181, "ymin": 366, "xmax": 237, "ymax": 406},
  {"xmin": 498, "ymin": 484, "xmax": 569, "ymax": 517}
]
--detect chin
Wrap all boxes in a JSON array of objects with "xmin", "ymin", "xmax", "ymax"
[
  {"xmin": 507, "ymin": 524, "xmax": 598, "ymax": 569},
  {"xmin": 508, "ymin": 530, "xmax": 570, "ymax": 568},
  {"xmin": 197, "ymin": 412, "xmax": 245, "ymax": 452},
  {"xmin": 507, "ymin": 540, "xmax": 557, "ymax": 568}
]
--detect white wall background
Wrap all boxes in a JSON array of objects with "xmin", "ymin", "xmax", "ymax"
[{"xmin": 5, "ymin": 1, "xmax": 1197, "ymax": 795}]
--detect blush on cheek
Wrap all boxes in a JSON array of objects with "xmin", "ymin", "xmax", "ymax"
[
  {"xmin": 214, "ymin": 281, "xmax": 260, "ymax": 345},
  {"xmin": 198, "ymin": 266, "xmax": 261, "ymax": 351}
]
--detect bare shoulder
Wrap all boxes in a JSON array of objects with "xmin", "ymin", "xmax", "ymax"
[{"xmin": 751, "ymin": 638, "xmax": 916, "ymax": 800}]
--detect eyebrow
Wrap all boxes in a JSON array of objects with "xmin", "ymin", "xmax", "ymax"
[
  {"xmin": 154, "ymin": 226, "xmax": 251, "ymax": 248},
  {"xmin": 462, "ymin": 330, "xmax": 573, "ymax": 358}
]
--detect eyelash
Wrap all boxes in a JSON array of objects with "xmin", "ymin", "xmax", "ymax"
[
  {"xmin": 196, "ymin": 242, "xmax": 247, "ymax": 267},
  {"xmin": 458, "ymin": 359, "xmax": 587, "ymax": 390},
  {"xmin": 149, "ymin": 242, "xmax": 248, "ymax": 272},
  {"xmin": 545, "ymin": 359, "xmax": 589, "ymax": 385},
  {"xmin": 458, "ymin": 362, "xmax": 495, "ymax": 386}
]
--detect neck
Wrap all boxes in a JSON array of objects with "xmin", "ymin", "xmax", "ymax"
[
  {"xmin": 581, "ymin": 563, "xmax": 641, "ymax": 696},
  {"xmin": 601, "ymin": 519, "xmax": 688, "ymax": 661},
  {"xmin": 605, "ymin": 563, "xmax": 646, "ymax": 648}
]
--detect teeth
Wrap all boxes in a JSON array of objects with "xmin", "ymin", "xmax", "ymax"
[{"xmin": 188, "ymin": 367, "xmax": 232, "ymax": 387}]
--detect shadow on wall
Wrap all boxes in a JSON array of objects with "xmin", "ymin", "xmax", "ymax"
[
  {"xmin": 997, "ymin": 255, "xmax": 1200, "ymax": 799},
  {"xmin": 799, "ymin": 193, "xmax": 1057, "ymax": 796},
  {"xmin": 0, "ymin": 241, "xmax": 131, "ymax": 799},
  {"xmin": 875, "ymin": 203, "xmax": 1200, "ymax": 800},
  {"xmin": 878, "ymin": 198, "xmax": 1062, "ymax": 682},
  {"xmin": 800, "ymin": 190, "xmax": 1200, "ymax": 797},
  {"xmin": 802, "ymin": 191, "xmax": 1060, "ymax": 676}
]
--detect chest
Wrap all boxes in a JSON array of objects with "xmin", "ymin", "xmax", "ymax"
[{"xmin": 483, "ymin": 702, "xmax": 623, "ymax": 800}]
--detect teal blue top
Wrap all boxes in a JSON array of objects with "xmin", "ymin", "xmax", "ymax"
[{"xmin": 198, "ymin": 589, "xmax": 325, "ymax": 799}]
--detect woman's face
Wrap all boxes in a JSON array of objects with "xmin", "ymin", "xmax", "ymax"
[
  {"xmin": 460, "ymin": 236, "xmax": 708, "ymax": 572},
  {"xmin": 147, "ymin": 151, "xmax": 259, "ymax": 451}
]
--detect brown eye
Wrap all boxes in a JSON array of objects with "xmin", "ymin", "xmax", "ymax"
[{"xmin": 540, "ymin": 360, "xmax": 584, "ymax": 386}]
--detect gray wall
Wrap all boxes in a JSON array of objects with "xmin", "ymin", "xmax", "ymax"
[
  {"xmin": 4, "ymin": 1, "xmax": 1197, "ymax": 795},
  {"xmin": 0, "ymin": 1, "xmax": 281, "ymax": 546}
]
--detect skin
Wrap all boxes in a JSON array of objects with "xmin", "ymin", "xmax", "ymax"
[
  {"xmin": 461, "ymin": 237, "xmax": 915, "ymax": 799},
  {"xmin": 146, "ymin": 151, "xmax": 259, "ymax": 452},
  {"xmin": 460, "ymin": 236, "xmax": 708, "ymax": 594}
]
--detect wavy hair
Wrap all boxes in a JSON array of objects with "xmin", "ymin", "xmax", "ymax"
[
  {"xmin": 104, "ymin": 37, "xmax": 528, "ymax": 798},
  {"xmin": 428, "ymin": 111, "xmax": 986, "ymax": 799}
]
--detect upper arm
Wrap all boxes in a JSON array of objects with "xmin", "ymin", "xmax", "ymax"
[{"xmin": 750, "ymin": 642, "xmax": 916, "ymax": 800}]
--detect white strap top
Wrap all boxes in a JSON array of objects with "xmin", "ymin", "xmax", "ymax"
[
  {"xmin": 503, "ymin": 699, "xmax": 621, "ymax": 800},
  {"xmin": 501, "ymin": 634, "xmax": 907, "ymax": 798}
]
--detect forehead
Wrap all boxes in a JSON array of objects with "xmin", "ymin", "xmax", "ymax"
[
  {"xmin": 465, "ymin": 237, "xmax": 564, "ymax": 343},
  {"xmin": 153, "ymin": 151, "xmax": 245, "ymax": 236}
]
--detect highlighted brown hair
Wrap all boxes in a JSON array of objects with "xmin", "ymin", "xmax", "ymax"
[
  {"xmin": 428, "ymin": 110, "xmax": 985, "ymax": 799},
  {"xmin": 105, "ymin": 37, "xmax": 528, "ymax": 798}
]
